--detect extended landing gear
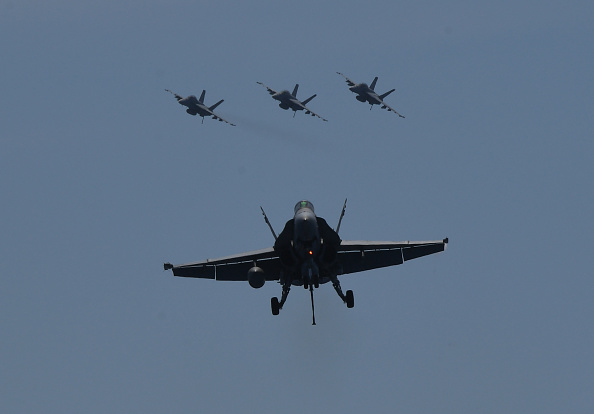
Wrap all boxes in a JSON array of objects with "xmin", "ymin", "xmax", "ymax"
[
  {"xmin": 271, "ymin": 297, "xmax": 280, "ymax": 315},
  {"xmin": 332, "ymin": 276, "xmax": 354, "ymax": 309},
  {"xmin": 271, "ymin": 279, "xmax": 291, "ymax": 316},
  {"xmin": 345, "ymin": 289, "xmax": 354, "ymax": 308},
  {"xmin": 271, "ymin": 279, "xmax": 318, "ymax": 325},
  {"xmin": 303, "ymin": 274, "xmax": 319, "ymax": 289},
  {"xmin": 309, "ymin": 284, "xmax": 316, "ymax": 325},
  {"xmin": 271, "ymin": 277, "xmax": 354, "ymax": 323}
]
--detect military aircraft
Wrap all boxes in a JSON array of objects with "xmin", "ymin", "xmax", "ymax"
[
  {"xmin": 337, "ymin": 72, "xmax": 405, "ymax": 118},
  {"xmin": 256, "ymin": 82, "xmax": 328, "ymax": 121},
  {"xmin": 165, "ymin": 89, "xmax": 236, "ymax": 126},
  {"xmin": 164, "ymin": 200, "xmax": 448, "ymax": 325}
]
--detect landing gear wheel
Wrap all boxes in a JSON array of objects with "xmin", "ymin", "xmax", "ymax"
[
  {"xmin": 346, "ymin": 290, "xmax": 354, "ymax": 308},
  {"xmin": 271, "ymin": 297, "xmax": 280, "ymax": 315}
]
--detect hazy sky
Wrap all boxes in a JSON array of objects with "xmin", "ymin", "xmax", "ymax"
[{"xmin": 2, "ymin": 1, "xmax": 593, "ymax": 413}]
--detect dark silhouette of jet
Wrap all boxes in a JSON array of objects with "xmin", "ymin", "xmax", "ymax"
[
  {"xmin": 165, "ymin": 89, "xmax": 235, "ymax": 126},
  {"xmin": 337, "ymin": 72, "xmax": 405, "ymax": 118},
  {"xmin": 164, "ymin": 200, "xmax": 447, "ymax": 324},
  {"xmin": 257, "ymin": 82, "xmax": 328, "ymax": 121}
]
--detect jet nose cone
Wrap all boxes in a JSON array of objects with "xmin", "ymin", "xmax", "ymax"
[{"xmin": 294, "ymin": 210, "xmax": 318, "ymax": 242}]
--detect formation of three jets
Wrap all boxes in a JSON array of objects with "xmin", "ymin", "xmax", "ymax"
[{"xmin": 165, "ymin": 73, "xmax": 406, "ymax": 126}]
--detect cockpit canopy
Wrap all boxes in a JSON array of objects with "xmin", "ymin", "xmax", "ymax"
[{"xmin": 294, "ymin": 200, "xmax": 314, "ymax": 214}]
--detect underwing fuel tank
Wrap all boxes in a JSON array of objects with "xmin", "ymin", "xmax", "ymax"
[{"xmin": 248, "ymin": 266, "xmax": 265, "ymax": 289}]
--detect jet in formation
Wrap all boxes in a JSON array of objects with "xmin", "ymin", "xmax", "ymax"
[
  {"xmin": 164, "ymin": 200, "xmax": 447, "ymax": 324},
  {"xmin": 165, "ymin": 89, "xmax": 236, "ymax": 126},
  {"xmin": 337, "ymin": 72, "xmax": 405, "ymax": 118},
  {"xmin": 257, "ymin": 82, "xmax": 328, "ymax": 121}
]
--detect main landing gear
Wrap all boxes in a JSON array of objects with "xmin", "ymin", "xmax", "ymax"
[
  {"xmin": 345, "ymin": 290, "xmax": 354, "ymax": 308},
  {"xmin": 271, "ymin": 279, "xmax": 291, "ymax": 316},
  {"xmin": 271, "ymin": 297, "xmax": 280, "ymax": 315},
  {"xmin": 271, "ymin": 276, "xmax": 354, "ymax": 323},
  {"xmin": 331, "ymin": 275, "xmax": 354, "ymax": 308}
]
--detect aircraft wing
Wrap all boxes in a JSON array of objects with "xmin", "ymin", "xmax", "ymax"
[
  {"xmin": 257, "ymin": 81, "xmax": 277, "ymax": 96},
  {"xmin": 337, "ymin": 72, "xmax": 357, "ymax": 87},
  {"xmin": 299, "ymin": 102, "xmax": 328, "ymax": 122},
  {"xmin": 165, "ymin": 89, "xmax": 183, "ymax": 101},
  {"xmin": 165, "ymin": 247, "xmax": 281, "ymax": 281},
  {"xmin": 209, "ymin": 111, "xmax": 236, "ymax": 126},
  {"xmin": 378, "ymin": 99, "xmax": 406, "ymax": 118},
  {"xmin": 336, "ymin": 238, "xmax": 447, "ymax": 275}
]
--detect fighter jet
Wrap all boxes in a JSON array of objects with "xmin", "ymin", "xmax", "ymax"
[
  {"xmin": 337, "ymin": 72, "xmax": 405, "ymax": 118},
  {"xmin": 164, "ymin": 200, "xmax": 447, "ymax": 324},
  {"xmin": 256, "ymin": 82, "xmax": 328, "ymax": 121},
  {"xmin": 165, "ymin": 89, "xmax": 236, "ymax": 126}
]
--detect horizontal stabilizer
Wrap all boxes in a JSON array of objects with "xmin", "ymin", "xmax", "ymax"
[
  {"xmin": 380, "ymin": 89, "xmax": 395, "ymax": 99},
  {"xmin": 209, "ymin": 99, "xmax": 224, "ymax": 111},
  {"xmin": 302, "ymin": 94, "xmax": 317, "ymax": 105}
]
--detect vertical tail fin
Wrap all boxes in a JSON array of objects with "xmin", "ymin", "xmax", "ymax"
[
  {"xmin": 260, "ymin": 206, "xmax": 278, "ymax": 241},
  {"xmin": 335, "ymin": 198, "xmax": 347, "ymax": 234},
  {"xmin": 199, "ymin": 90, "xmax": 206, "ymax": 103},
  {"xmin": 292, "ymin": 84, "xmax": 299, "ymax": 97},
  {"xmin": 370, "ymin": 77, "xmax": 378, "ymax": 90}
]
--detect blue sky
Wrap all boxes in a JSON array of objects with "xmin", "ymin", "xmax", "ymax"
[{"xmin": 2, "ymin": 1, "xmax": 593, "ymax": 412}]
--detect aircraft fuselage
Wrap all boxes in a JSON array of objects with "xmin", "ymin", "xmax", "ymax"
[
  {"xmin": 178, "ymin": 96, "xmax": 211, "ymax": 117},
  {"xmin": 273, "ymin": 200, "xmax": 341, "ymax": 287},
  {"xmin": 272, "ymin": 91, "xmax": 303, "ymax": 112},
  {"xmin": 270, "ymin": 200, "xmax": 347, "ymax": 321},
  {"xmin": 349, "ymin": 84, "xmax": 382, "ymax": 105},
  {"xmin": 293, "ymin": 203, "xmax": 321, "ymax": 258},
  {"xmin": 293, "ymin": 202, "xmax": 322, "ymax": 285}
]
